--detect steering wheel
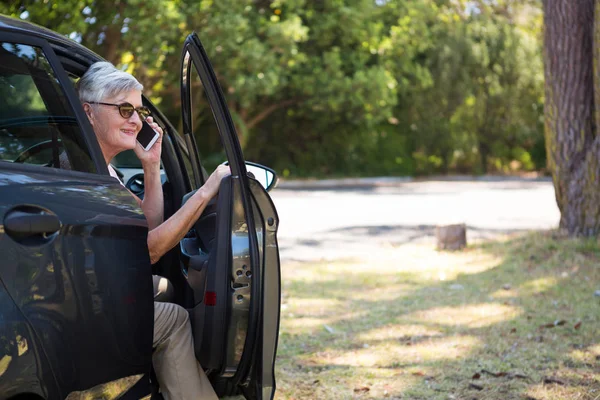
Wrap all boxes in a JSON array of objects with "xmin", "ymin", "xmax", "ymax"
[
  {"xmin": 14, "ymin": 139, "xmax": 56, "ymax": 164},
  {"xmin": 126, "ymin": 173, "xmax": 145, "ymax": 199}
]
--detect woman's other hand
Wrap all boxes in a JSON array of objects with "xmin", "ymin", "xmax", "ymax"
[{"xmin": 201, "ymin": 164, "xmax": 232, "ymax": 199}]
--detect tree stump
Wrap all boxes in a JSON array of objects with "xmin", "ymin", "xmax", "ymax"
[{"xmin": 436, "ymin": 224, "xmax": 467, "ymax": 250}]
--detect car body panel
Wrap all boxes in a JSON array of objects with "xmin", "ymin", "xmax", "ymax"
[
  {"xmin": 0, "ymin": 164, "xmax": 153, "ymax": 397},
  {"xmin": 0, "ymin": 278, "xmax": 59, "ymax": 399},
  {"xmin": 0, "ymin": 15, "xmax": 102, "ymax": 67}
]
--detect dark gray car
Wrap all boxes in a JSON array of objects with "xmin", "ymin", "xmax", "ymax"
[{"xmin": 0, "ymin": 15, "xmax": 281, "ymax": 400}]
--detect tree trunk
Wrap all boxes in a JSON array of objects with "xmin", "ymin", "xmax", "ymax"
[
  {"xmin": 436, "ymin": 224, "xmax": 467, "ymax": 251},
  {"xmin": 543, "ymin": 0, "xmax": 600, "ymax": 235}
]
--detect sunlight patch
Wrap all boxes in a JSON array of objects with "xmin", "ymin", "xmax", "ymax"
[
  {"xmin": 326, "ymin": 335, "xmax": 480, "ymax": 367},
  {"xmin": 0, "ymin": 355, "xmax": 12, "ymax": 377},
  {"xmin": 589, "ymin": 344, "xmax": 600, "ymax": 355},
  {"xmin": 284, "ymin": 297, "xmax": 342, "ymax": 317},
  {"xmin": 400, "ymin": 248, "xmax": 502, "ymax": 282},
  {"xmin": 357, "ymin": 324, "xmax": 443, "ymax": 342},
  {"xmin": 518, "ymin": 277, "xmax": 558, "ymax": 294},
  {"xmin": 490, "ymin": 288, "xmax": 518, "ymax": 298},
  {"xmin": 352, "ymin": 283, "xmax": 416, "ymax": 301},
  {"xmin": 569, "ymin": 347, "xmax": 597, "ymax": 365},
  {"xmin": 526, "ymin": 375, "xmax": 599, "ymax": 400},
  {"xmin": 282, "ymin": 266, "xmax": 340, "ymax": 282},
  {"xmin": 571, "ymin": 343, "xmax": 600, "ymax": 362},
  {"xmin": 283, "ymin": 317, "xmax": 332, "ymax": 334},
  {"xmin": 408, "ymin": 303, "xmax": 522, "ymax": 328},
  {"xmin": 393, "ymin": 335, "xmax": 480, "ymax": 363}
]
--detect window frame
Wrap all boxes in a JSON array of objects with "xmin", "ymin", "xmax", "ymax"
[
  {"xmin": 0, "ymin": 31, "xmax": 107, "ymax": 176},
  {"xmin": 51, "ymin": 42, "xmax": 200, "ymax": 195}
]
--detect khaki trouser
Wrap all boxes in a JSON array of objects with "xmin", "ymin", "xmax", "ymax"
[{"xmin": 152, "ymin": 278, "xmax": 218, "ymax": 399}]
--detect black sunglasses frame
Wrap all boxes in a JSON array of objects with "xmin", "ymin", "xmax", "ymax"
[{"xmin": 86, "ymin": 101, "xmax": 151, "ymax": 120}]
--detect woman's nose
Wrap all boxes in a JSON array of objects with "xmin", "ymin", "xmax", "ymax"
[{"xmin": 129, "ymin": 110, "xmax": 143, "ymax": 126}]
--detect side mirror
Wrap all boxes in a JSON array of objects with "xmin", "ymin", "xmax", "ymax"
[{"xmin": 245, "ymin": 162, "xmax": 278, "ymax": 192}]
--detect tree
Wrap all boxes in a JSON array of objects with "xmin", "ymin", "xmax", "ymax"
[
  {"xmin": 376, "ymin": 0, "xmax": 544, "ymax": 176},
  {"xmin": 543, "ymin": 0, "xmax": 600, "ymax": 235},
  {"xmin": 181, "ymin": 0, "xmax": 398, "ymax": 152},
  {"xmin": 0, "ymin": 1, "xmax": 184, "ymax": 101},
  {"xmin": 1, "ymin": 0, "xmax": 546, "ymax": 179}
]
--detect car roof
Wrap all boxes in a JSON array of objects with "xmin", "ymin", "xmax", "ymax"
[{"xmin": 0, "ymin": 14, "xmax": 101, "ymax": 66}]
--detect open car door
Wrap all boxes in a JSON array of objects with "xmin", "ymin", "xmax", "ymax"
[{"xmin": 179, "ymin": 33, "xmax": 281, "ymax": 400}]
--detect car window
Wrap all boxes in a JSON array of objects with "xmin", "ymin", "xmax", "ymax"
[
  {"xmin": 0, "ymin": 42, "xmax": 96, "ymax": 173},
  {"xmin": 187, "ymin": 67, "xmax": 226, "ymax": 183},
  {"xmin": 112, "ymin": 149, "xmax": 142, "ymax": 168},
  {"xmin": 174, "ymin": 126, "xmax": 200, "ymax": 190}
]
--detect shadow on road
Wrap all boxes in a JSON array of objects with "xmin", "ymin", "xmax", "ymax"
[{"xmin": 280, "ymin": 225, "xmax": 531, "ymax": 253}]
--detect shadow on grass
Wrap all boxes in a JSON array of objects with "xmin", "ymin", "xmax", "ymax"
[
  {"xmin": 276, "ymin": 231, "xmax": 600, "ymax": 400},
  {"xmin": 279, "ymin": 225, "xmax": 531, "ymax": 259}
]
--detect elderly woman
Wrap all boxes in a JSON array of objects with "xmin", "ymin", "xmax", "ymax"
[{"xmin": 77, "ymin": 61, "xmax": 226, "ymax": 400}]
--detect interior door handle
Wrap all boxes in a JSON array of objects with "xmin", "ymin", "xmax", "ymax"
[{"xmin": 4, "ymin": 209, "xmax": 61, "ymax": 240}]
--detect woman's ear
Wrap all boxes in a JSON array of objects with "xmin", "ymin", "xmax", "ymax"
[{"xmin": 82, "ymin": 103, "xmax": 95, "ymax": 127}]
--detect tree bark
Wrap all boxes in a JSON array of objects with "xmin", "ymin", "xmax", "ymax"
[
  {"xmin": 543, "ymin": 0, "xmax": 600, "ymax": 235},
  {"xmin": 436, "ymin": 224, "xmax": 467, "ymax": 251}
]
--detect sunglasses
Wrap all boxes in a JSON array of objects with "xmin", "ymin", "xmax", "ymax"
[{"xmin": 88, "ymin": 101, "xmax": 151, "ymax": 120}]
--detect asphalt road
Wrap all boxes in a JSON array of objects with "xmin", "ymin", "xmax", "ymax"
[{"xmin": 269, "ymin": 179, "xmax": 561, "ymax": 262}]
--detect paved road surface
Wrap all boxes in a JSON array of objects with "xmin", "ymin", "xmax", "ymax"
[{"xmin": 269, "ymin": 179, "xmax": 560, "ymax": 262}]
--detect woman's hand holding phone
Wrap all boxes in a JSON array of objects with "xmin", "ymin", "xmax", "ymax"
[{"xmin": 134, "ymin": 116, "xmax": 163, "ymax": 168}]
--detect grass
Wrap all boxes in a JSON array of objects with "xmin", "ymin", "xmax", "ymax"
[{"xmin": 274, "ymin": 231, "xmax": 600, "ymax": 400}]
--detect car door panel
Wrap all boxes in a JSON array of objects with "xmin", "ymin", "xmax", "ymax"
[
  {"xmin": 0, "ymin": 280, "xmax": 60, "ymax": 399},
  {"xmin": 179, "ymin": 32, "xmax": 281, "ymax": 400},
  {"xmin": 180, "ymin": 177, "xmax": 239, "ymax": 373},
  {"xmin": 0, "ymin": 165, "xmax": 153, "ymax": 396}
]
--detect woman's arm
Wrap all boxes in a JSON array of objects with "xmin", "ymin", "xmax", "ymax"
[
  {"xmin": 147, "ymin": 164, "xmax": 230, "ymax": 264},
  {"xmin": 133, "ymin": 117, "xmax": 164, "ymax": 230},
  {"xmin": 140, "ymin": 163, "xmax": 164, "ymax": 230},
  {"xmin": 147, "ymin": 186, "xmax": 208, "ymax": 264}
]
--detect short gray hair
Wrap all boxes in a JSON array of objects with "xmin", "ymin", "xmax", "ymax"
[{"xmin": 77, "ymin": 61, "xmax": 143, "ymax": 103}]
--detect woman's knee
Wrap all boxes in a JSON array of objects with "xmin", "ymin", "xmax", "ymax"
[
  {"xmin": 155, "ymin": 302, "xmax": 189, "ymax": 334},
  {"xmin": 168, "ymin": 303, "xmax": 189, "ymax": 328}
]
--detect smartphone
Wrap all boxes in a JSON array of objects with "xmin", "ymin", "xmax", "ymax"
[{"xmin": 137, "ymin": 120, "xmax": 160, "ymax": 151}]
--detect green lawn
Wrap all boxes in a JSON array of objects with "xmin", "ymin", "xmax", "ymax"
[{"xmin": 274, "ymin": 231, "xmax": 600, "ymax": 399}]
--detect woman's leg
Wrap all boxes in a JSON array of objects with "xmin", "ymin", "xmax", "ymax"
[{"xmin": 152, "ymin": 301, "xmax": 218, "ymax": 400}]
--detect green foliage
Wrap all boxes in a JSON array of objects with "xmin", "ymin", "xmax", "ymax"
[{"xmin": 0, "ymin": 0, "xmax": 545, "ymax": 178}]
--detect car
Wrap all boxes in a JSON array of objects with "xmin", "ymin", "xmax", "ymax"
[{"xmin": 0, "ymin": 14, "xmax": 281, "ymax": 400}]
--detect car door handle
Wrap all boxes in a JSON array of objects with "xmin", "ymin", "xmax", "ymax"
[{"xmin": 4, "ymin": 209, "xmax": 61, "ymax": 239}]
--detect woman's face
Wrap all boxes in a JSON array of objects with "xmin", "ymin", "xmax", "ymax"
[{"xmin": 85, "ymin": 89, "xmax": 143, "ymax": 162}]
